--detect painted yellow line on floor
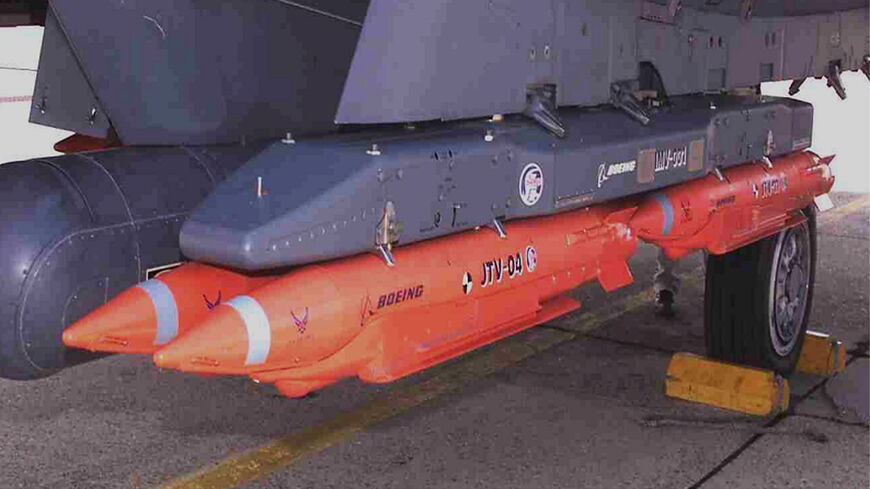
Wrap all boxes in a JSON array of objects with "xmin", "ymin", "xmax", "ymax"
[
  {"xmin": 161, "ymin": 329, "xmax": 573, "ymax": 489},
  {"xmin": 161, "ymin": 197, "xmax": 868, "ymax": 489},
  {"xmin": 159, "ymin": 279, "xmax": 682, "ymax": 489},
  {"xmin": 819, "ymin": 194, "xmax": 870, "ymax": 223}
]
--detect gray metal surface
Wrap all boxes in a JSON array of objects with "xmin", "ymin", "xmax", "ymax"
[
  {"xmin": 1, "ymin": 198, "xmax": 866, "ymax": 488},
  {"xmin": 34, "ymin": 0, "xmax": 367, "ymax": 145},
  {"xmin": 336, "ymin": 0, "xmax": 556, "ymax": 123},
  {"xmin": 336, "ymin": 0, "xmax": 868, "ymax": 124},
  {"xmin": 655, "ymin": 0, "xmax": 869, "ymax": 17},
  {"xmin": 181, "ymin": 94, "xmax": 813, "ymax": 270},
  {"xmin": 0, "ymin": 144, "xmax": 267, "ymax": 379},
  {"xmin": 29, "ymin": 8, "xmax": 110, "ymax": 138},
  {"xmin": 27, "ymin": 1, "xmax": 868, "ymax": 144}
]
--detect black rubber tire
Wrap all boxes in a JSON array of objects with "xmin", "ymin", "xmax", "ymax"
[{"xmin": 704, "ymin": 206, "xmax": 817, "ymax": 375}]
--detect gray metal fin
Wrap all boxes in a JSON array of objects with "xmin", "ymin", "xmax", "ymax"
[
  {"xmin": 861, "ymin": 55, "xmax": 869, "ymax": 82},
  {"xmin": 826, "ymin": 62, "xmax": 847, "ymax": 100},
  {"xmin": 740, "ymin": 0, "xmax": 753, "ymax": 22},
  {"xmin": 788, "ymin": 78, "xmax": 806, "ymax": 96},
  {"xmin": 523, "ymin": 86, "xmax": 566, "ymax": 138},
  {"xmin": 611, "ymin": 81, "xmax": 652, "ymax": 126},
  {"xmin": 29, "ymin": 7, "xmax": 111, "ymax": 139}
]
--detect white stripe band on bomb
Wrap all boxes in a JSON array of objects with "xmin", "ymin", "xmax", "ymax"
[
  {"xmin": 225, "ymin": 295, "xmax": 271, "ymax": 366},
  {"xmin": 137, "ymin": 280, "xmax": 179, "ymax": 346}
]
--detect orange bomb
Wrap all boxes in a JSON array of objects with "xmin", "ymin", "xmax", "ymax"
[
  {"xmin": 70, "ymin": 151, "xmax": 836, "ymax": 398},
  {"xmin": 149, "ymin": 152, "xmax": 835, "ymax": 398},
  {"xmin": 153, "ymin": 203, "xmax": 640, "ymax": 396},
  {"xmin": 629, "ymin": 151, "xmax": 834, "ymax": 259},
  {"xmin": 62, "ymin": 263, "xmax": 276, "ymax": 353}
]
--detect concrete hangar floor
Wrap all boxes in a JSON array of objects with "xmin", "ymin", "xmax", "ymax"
[{"xmin": 0, "ymin": 192, "xmax": 866, "ymax": 489}]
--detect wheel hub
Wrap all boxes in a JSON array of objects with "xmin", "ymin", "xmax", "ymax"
[{"xmin": 770, "ymin": 224, "xmax": 810, "ymax": 357}]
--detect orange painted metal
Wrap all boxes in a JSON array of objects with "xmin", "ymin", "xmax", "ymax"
[
  {"xmin": 85, "ymin": 151, "xmax": 834, "ymax": 398},
  {"xmin": 629, "ymin": 152, "xmax": 834, "ymax": 259},
  {"xmin": 62, "ymin": 263, "xmax": 275, "ymax": 353},
  {"xmin": 256, "ymin": 293, "xmax": 582, "ymax": 399},
  {"xmin": 153, "ymin": 202, "xmax": 639, "ymax": 396}
]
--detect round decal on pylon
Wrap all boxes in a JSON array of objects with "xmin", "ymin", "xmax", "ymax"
[
  {"xmin": 525, "ymin": 246, "xmax": 538, "ymax": 273},
  {"xmin": 519, "ymin": 163, "xmax": 543, "ymax": 206},
  {"xmin": 462, "ymin": 272, "xmax": 473, "ymax": 295}
]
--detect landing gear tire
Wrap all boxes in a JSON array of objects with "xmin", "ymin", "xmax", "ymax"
[{"xmin": 704, "ymin": 206, "xmax": 817, "ymax": 375}]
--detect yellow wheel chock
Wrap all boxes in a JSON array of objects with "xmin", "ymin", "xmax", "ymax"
[
  {"xmin": 665, "ymin": 331, "xmax": 845, "ymax": 416},
  {"xmin": 795, "ymin": 330, "xmax": 846, "ymax": 377},
  {"xmin": 666, "ymin": 353, "xmax": 789, "ymax": 416}
]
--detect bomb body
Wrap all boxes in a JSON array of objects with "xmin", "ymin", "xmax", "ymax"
[
  {"xmin": 155, "ymin": 204, "xmax": 639, "ymax": 396},
  {"xmin": 629, "ymin": 152, "xmax": 834, "ymax": 259}
]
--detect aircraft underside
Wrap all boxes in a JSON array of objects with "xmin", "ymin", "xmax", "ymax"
[{"xmin": 0, "ymin": 0, "xmax": 866, "ymax": 393}]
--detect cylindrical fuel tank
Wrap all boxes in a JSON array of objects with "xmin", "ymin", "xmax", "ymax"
[{"xmin": 0, "ymin": 144, "xmax": 266, "ymax": 379}]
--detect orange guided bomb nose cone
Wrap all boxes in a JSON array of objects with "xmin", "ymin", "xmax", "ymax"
[
  {"xmin": 62, "ymin": 263, "xmax": 276, "ymax": 354},
  {"xmin": 153, "ymin": 295, "xmax": 268, "ymax": 375},
  {"xmin": 62, "ymin": 285, "xmax": 162, "ymax": 353}
]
